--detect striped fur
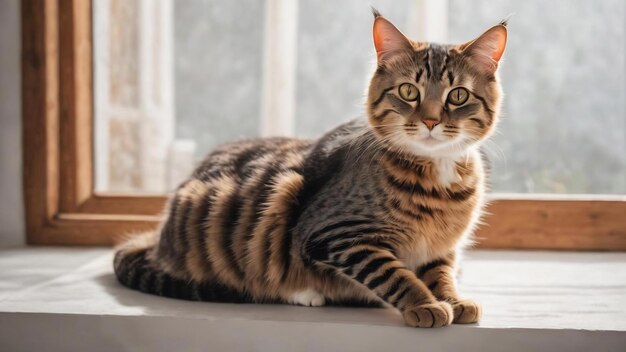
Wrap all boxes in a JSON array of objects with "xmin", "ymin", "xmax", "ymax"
[{"xmin": 114, "ymin": 11, "xmax": 506, "ymax": 328}]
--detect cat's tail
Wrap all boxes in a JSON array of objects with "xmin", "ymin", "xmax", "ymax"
[
  {"xmin": 113, "ymin": 232, "xmax": 254, "ymax": 302},
  {"xmin": 113, "ymin": 232, "xmax": 180, "ymax": 297}
]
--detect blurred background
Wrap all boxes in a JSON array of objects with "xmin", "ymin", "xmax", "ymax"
[{"xmin": 92, "ymin": 0, "xmax": 625, "ymax": 194}]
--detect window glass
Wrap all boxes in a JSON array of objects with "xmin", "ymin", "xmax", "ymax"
[{"xmin": 94, "ymin": 0, "xmax": 625, "ymax": 195}]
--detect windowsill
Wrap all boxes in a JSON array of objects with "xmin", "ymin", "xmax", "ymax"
[{"xmin": 0, "ymin": 248, "xmax": 625, "ymax": 351}]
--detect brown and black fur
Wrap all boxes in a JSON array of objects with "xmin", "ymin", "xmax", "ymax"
[{"xmin": 114, "ymin": 10, "xmax": 507, "ymax": 328}]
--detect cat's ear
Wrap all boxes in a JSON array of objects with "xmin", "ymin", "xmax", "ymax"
[
  {"xmin": 372, "ymin": 11, "xmax": 413, "ymax": 62},
  {"xmin": 461, "ymin": 24, "xmax": 507, "ymax": 74}
]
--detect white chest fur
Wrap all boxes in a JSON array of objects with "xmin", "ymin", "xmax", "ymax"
[{"xmin": 432, "ymin": 157, "xmax": 462, "ymax": 186}]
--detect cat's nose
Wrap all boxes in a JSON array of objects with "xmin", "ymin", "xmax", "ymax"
[{"xmin": 422, "ymin": 119, "xmax": 440, "ymax": 130}]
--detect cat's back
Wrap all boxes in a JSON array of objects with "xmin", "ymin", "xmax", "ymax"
[{"xmin": 192, "ymin": 136, "xmax": 313, "ymax": 182}]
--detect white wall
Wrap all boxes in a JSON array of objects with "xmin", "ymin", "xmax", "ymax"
[{"xmin": 0, "ymin": 0, "xmax": 25, "ymax": 247}]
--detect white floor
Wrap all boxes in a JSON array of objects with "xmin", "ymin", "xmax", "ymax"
[{"xmin": 0, "ymin": 248, "xmax": 625, "ymax": 351}]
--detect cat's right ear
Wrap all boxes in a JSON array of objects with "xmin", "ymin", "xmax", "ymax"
[{"xmin": 373, "ymin": 11, "xmax": 412, "ymax": 62}]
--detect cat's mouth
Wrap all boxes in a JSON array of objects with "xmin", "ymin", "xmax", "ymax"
[
  {"xmin": 399, "ymin": 129, "xmax": 460, "ymax": 153},
  {"xmin": 408, "ymin": 133, "xmax": 459, "ymax": 152},
  {"xmin": 422, "ymin": 135, "xmax": 440, "ymax": 144},
  {"xmin": 417, "ymin": 133, "xmax": 449, "ymax": 146},
  {"xmin": 403, "ymin": 129, "xmax": 444, "ymax": 143}
]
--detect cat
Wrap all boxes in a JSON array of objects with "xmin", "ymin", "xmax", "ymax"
[{"xmin": 113, "ymin": 9, "xmax": 507, "ymax": 328}]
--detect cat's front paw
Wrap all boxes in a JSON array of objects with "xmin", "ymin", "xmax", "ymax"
[
  {"xmin": 451, "ymin": 299, "xmax": 482, "ymax": 324},
  {"xmin": 402, "ymin": 301, "xmax": 453, "ymax": 328}
]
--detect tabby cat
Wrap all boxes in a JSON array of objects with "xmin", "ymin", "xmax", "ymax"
[{"xmin": 114, "ymin": 10, "xmax": 507, "ymax": 328}]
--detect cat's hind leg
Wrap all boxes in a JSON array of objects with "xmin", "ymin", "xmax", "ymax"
[{"xmin": 288, "ymin": 288, "xmax": 326, "ymax": 307}]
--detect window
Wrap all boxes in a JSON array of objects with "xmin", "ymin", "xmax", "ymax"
[{"xmin": 22, "ymin": 0, "xmax": 626, "ymax": 248}]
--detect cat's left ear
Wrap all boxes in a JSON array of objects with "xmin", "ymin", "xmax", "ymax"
[{"xmin": 461, "ymin": 24, "xmax": 507, "ymax": 74}]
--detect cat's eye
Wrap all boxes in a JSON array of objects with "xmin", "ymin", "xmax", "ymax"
[
  {"xmin": 447, "ymin": 87, "xmax": 469, "ymax": 106},
  {"xmin": 398, "ymin": 83, "xmax": 420, "ymax": 102}
]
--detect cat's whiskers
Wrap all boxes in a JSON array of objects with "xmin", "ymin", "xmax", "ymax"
[{"xmin": 482, "ymin": 138, "xmax": 507, "ymax": 167}]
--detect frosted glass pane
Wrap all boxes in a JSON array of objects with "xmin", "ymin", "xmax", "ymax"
[
  {"xmin": 174, "ymin": 0, "xmax": 264, "ymax": 155},
  {"xmin": 94, "ymin": 0, "xmax": 263, "ymax": 193}
]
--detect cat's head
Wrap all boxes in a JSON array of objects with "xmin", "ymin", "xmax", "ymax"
[{"xmin": 367, "ymin": 10, "xmax": 507, "ymax": 157}]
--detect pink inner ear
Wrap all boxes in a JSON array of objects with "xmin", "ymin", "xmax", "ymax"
[
  {"xmin": 483, "ymin": 27, "xmax": 507, "ymax": 62},
  {"xmin": 373, "ymin": 17, "xmax": 411, "ymax": 61},
  {"xmin": 465, "ymin": 25, "xmax": 507, "ymax": 73}
]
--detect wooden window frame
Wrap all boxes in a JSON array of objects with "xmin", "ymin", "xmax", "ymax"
[{"xmin": 22, "ymin": 0, "xmax": 626, "ymax": 249}]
